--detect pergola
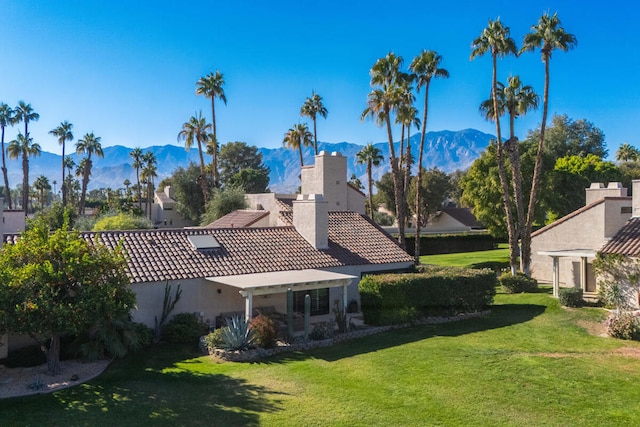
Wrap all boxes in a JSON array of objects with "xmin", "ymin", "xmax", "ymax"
[
  {"xmin": 206, "ymin": 269, "xmax": 357, "ymax": 319},
  {"xmin": 537, "ymin": 249, "xmax": 597, "ymax": 297}
]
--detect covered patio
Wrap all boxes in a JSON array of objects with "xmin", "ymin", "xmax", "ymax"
[
  {"xmin": 206, "ymin": 269, "xmax": 357, "ymax": 320},
  {"xmin": 537, "ymin": 249, "xmax": 597, "ymax": 297}
]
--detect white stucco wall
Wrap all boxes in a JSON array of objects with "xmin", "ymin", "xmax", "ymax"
[
  {"xmin": 425, "ymin": 213, "xmax": 469, "ymax": 233},
  {"xmin": 347, "ymin": 186, "xmax": 366, "ymax": 214}
]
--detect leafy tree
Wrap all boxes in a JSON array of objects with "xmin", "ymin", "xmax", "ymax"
[
  {"xmin": 520, "ymin": 12, "xmax": 577, "ymax": 276},
  {"xmin": 228, "ymin": 168, "xmax": 269, "ymax": 194},
  {"xmin": 300, "ymin": 91, "xmax": 328, "ymax": 155},
  {"xmin": 76, "ymin": 132, "xmax": 104, "ymax": 215},
  {"xmin": 283, "ymin": 123, "xmax": 313, "ymax": 168},
  {"xmin": 196, "ymin": 70, "xmax": 226, "ymax": 187},
  {"xmin": 200, "ymin": 185, "xmax": 247, "ymax": 226},
  {"xmin": 49, "ymin": 121, "xmax": 74, "ymax": 206},
  {"xmin": 177, "ymin": 112, "xmax": 212, "ymax": 201},
  {"xmin": 408, "ymin": 167, "xmax": 452, "ymax": 226},
  {"xmin": 7, "ymin": 133, "xmax": 41, "ymax": 213},
  {"xmin": 0, "ymin": 216, "xmax": 136, "ymax": 375},
  {"xmin": 348, "ymin": 174, "xmax": 364, "ymax": 191},
  {"xmin": 0, "ymin": 103, "xmax": 14, "ymax": 208},
  {"xmin": 218, "ymin": 141, "xmax": 270, "ymax": 190},
  {"xmin": 471, "ymin": 17, "xmax": 519, "ymax": 274},
  {"xmin": 356, "ymin": 143, "xmax": 384, "ymax": 219},
  {"xmin": 375, "ymin": 172, "xmax": 397, "ymax": 216},
  {"xmin": 33, "ymin": 175, "xmax": 51, "ymax": 210},
  {"xmin": 92, "ymin": 212, "xmax": 153, "ymax": 231},
  {"xmin": 33, "ymin": 202, "xmax": 78, "ymax": 230},
  {"xmin": 616, "ymin": 143, "xmax": 640, "ymax": 163},
  {"xmin": 410, "ymin": 49, "xmax": 449, "ymax": 263},
  {"xmin": 525, "ymin": 114, "xmax": 606, "ymax": 160},
  {"xmin": 167, "ymin": 163, "xmax": 205, "ymax": 224}
]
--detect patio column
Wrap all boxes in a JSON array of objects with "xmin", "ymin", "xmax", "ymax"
[
  {"xmin": 245, "ymin": 290, "xmax": 253, "ymax": 321},
  {"xmin": 552, "ymin": 256, "xmax": 560, "ymax": 298},
  {"xmin": 343, "ymin": 284, "xmax": 348, "ymax": 312}
]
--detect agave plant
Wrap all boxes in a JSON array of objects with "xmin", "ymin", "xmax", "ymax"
[{"xmin": 220, "ymin": 314, "xmax": 255, "ymax": 351}]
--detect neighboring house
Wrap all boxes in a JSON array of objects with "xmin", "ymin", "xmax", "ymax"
[
  {"xmin": 1, "ymin": 155, "xmax": 413, "ymax": 354},
  {"xmin": 424, "ymin": 206, "xmax": 483, "ymax": 233},
  {"xmin": 531, "ymin": 182, "xmax": 632, "ymax": 298},
  {"xmin": 203, "ymin": 210, "xmax": 270, "ymax": 228},
  {"xmin": 2, "ymin": 208, "xmax": 26, "ymax": 235},
  {"xmin": 150, "ymin": 186, "xmax": 195, "ymax": 228}
]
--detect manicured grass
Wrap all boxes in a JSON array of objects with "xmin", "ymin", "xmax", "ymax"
[
  {"xmin": 420, "ymin": 243, "xmax": 510, "ymax": 267},
  {"xmin": 2, "ymin": 290, "xmax": 639, "ymax": 426}
]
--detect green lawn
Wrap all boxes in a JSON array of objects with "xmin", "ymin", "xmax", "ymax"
[
  {"xmin": 420, "ymin": 243, "xmax": 510, "ymax": 267},
  {"xmin": 2, "ymin": 290, "xmax": 639, "ymax": 426}
]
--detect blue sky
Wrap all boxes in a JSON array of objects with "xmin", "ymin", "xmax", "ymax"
[{"xmin": 1, "ymin": 1, "xmax": 638, "ymax": 160}]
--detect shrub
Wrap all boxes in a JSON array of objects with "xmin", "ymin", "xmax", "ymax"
[
  {"xmin": 92, "ymin": 212, "xmax": 153, "ymax": 231},
  {"xmin": 3, "ymin": 345, "xmax": 46, "ymax": 368},
  {"xmin": 250, "ymin": 315, "xmax": 279, "ymax": 349},
  {"xmin": 162, "ymin": 313, "xmax": 208, "ymax": 345},
  {"xmin": 359, "ymin": 266, "xmax": 496, "ymax": 326},
  {"xmin": 221, "ymin": 315, "xmax": 255, "ymax": 351},
  {"xmin": 133, "ymin": 322, "xmax": 154, "ymax": 347},
  {"xmin": 607, "ymin": 314, "xmax": 640, "ymax": 340},
  {"xmin": 202, "ymin": 329, "xmax": 225, "ymax": 351},
  {"xmin": 559, "ymin": 288, "xmax": 584, "ymax": 307},
  {"xmin": 309, "ymin": 322, "xmax": 335, "ymax": 341},
  {"xmin": 499, "ymin": 272, "xmax": 538, "ymax": 294}
]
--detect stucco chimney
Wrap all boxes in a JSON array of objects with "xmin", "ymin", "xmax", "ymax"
[
  {"xmin": 633, "ymin": 180, "xmax": 640, "ymax": 217},
  {"xmin": 586, "ymin": 182, "xmax": 627, "ymax": 205},
  {"xmin": 293, "ymin": 193, "xmax": 328, "ymax": 249},
  {"xmin": 301, "ymin": 151, "xmax": 347, "ymax": 211}
]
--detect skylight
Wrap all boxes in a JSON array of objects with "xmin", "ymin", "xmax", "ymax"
[{"xmin": 187, "ymin": 235, "xmax": 221, "ymax": 250}]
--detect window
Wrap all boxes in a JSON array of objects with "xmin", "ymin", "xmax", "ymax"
[{"xmin": 294, "ymin": 288, "xmax": 329, "ymax": 316}]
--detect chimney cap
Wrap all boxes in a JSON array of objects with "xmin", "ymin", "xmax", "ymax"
[
  {"xmin": 589, "ymin": 183, "xmax": 605, "ymax": 189},
  {"xmin": 608, "ymin": 182, "xmax": 623, "ymax": 189}
]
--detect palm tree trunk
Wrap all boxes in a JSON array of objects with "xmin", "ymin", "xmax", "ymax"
[
  {"xmin": 61, "ymin": 140, "xmax": 66, "ymax": 206},
  {"xmin": 367, "ymin": 162, "xmax": 374, "ymax": 219},
  {"xmin": 22, "ymin": 153, "xmax": 28, "ymax": 214},
  {"xmin": 507, "ymin": 112, "xmax": 526, "ymax": 273},
  {"xmin": 522, "ymin": 58, "xmax": 550, "ymax": 276},
  {"xmin": 136, "ymin": 168, "xmax": 142, "ymax": 211},
  {"xmin": 211, "ymin": 98, "xmax": 219, "ymax": 188},
  {"xmin": 414, "ymin": 84, "xmax": 430, "ymax": 264},
  {"xmin": 404, "ymin": 130, "xmax": 411, "ymax": 229},
  {"xmin": 1, "ymin": 127, "xmax": 12, "ymax": 209},
  {"xmin": 298, "ymin": 146, "xmax": 304, "ymax": 168},
  {"xmin": 491, "ymin": 53, "xmax": 518, "ymax": 275},
  {"xmin": 385, "ymin": 112, "xmax": 405, "ymax": 249},
  {"xmin": 313, "ymin": 117, "xmax": 318, "ymax": 155},
  {"xmin": 196, "ymin": 139, "xmax": 209, "ymax": 203}
]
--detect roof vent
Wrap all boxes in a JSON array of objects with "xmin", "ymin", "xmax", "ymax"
[{"xmin": 187, "ymin": 234, "xmax": 221, "ymax": 250}]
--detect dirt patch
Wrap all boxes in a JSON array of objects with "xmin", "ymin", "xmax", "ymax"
[
  {"xmin": 612, "ymin": 347, "xmax": 640, "ymax": 359},
  {"xmin": 577, "ymin": 319, "xmax": 608, "ymax": 337},
  {"xmin": 0, "ymin": 359, "xmax": 110, "ymax": 399}
]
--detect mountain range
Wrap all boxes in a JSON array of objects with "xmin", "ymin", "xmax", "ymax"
[{"xmin": 3, "ymin": 129, "xmax": 494, "ymax": 194}]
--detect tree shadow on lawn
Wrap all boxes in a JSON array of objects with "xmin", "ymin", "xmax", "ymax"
[
  {"xmin": 0, "ymin": 345, "xmax": 285, "ymax": 426},
  {"xmin": 269, "ymin": 303, "xmax": 546, "ymax": 364}
]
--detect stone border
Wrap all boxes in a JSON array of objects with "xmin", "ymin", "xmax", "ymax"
[{"xmin": 207, "ymin": 310, "xmax": 490, "ymax": 362}]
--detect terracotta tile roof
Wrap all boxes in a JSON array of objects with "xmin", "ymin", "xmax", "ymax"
[
  {"xmin": 203, "ymin": 210, "xmax": 269, "ymax": 228},
  {"xmin": 275, "ymin": 197, "xmax": 294, "ymax": 211},
  {"xmin": 440, "ymin": 207, "xmax": 482, "ymax": 228},
  {"xmin": 3, "ymin": 212, "xmax": 412, "ymax": 284},
  {"xmin": 532, "ymin": 197, "xmax": 631, "ymax": 238},
  {"xmin": 600, "ymin": 217, "xmax": 640, "ymax": 256}
]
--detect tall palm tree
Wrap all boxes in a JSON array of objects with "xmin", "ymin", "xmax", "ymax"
[
  {"xmin": 196, "ymin": 71, "xmax": 226, "ymax": 188},
  {"xmin": 141, "ymin": 151, "xmax": 157, "ymax": 220},
  {"xmin": 0, "ymin": 103, "xmax": 14, "ymax": 208},
  {"xmin": 177, "ymin": 112, "xmax": 212, "ymax": 201},
  {"xmin": 480, "ymin": 76, "xmax": 539, "ymax": 272},
  {"xmin": 7, "ymin": 133, "xmax": 41, "ymax": 213},
  {"xmin": 471, "ymin": 18, "xmax": 519, "ymax": 274},
  {"xmin": 356, "ymin": 143, "xmax": 384, "ymax": 219},
  {"xmin": 129, "ymin": 147, "xmax": 144, "ymax": 211},
  {"xmin": 361, "ymin": 52, "xmax": 407, "ymax": 247},
  {"xmin": 395, "ymin": 101, "xmax": 420, "ymax": 228},
  {"xmin": 616, "ymin": 143, "xmax": 640, "ymax": 162},
  {"xmin": 283, "ymin": 123, "xmax": 313, "ymax": 168},
  {"xmin": 75, "ymin": 132, "xmax": 104, "ymax": 215},
  {"xmin": 33, "ymin": 175, "xmax": 51, "ymax": 210},
  {"xmin": 13, "ymin": 101, "xmax": 39, "ymax": 141},
  {"xmin": 520, "ymin": 12, "xmax": 577, "ymax": 275},
  {"xmin": 409, "ymin": 50, "xmax": 449, "ymax": 264},
  {"xmin": 300, "ymin": 91, "xmax": 328, "ymax": 155},
  {"xmin": 49, "ymin": 121, "xmax": 74, "ymax": 206}
]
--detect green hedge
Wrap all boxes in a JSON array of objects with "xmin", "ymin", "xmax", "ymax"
[
  {"xmin": 359, "ymin": 266, "xmax": 497, "ymax": 326},
  {"xmin": 559, "ymin": 287, "xmax": 583, "ymax": 307},
  {"xmin": 404, "ymin": 233, "xmax": 495, "ymax": 256}
]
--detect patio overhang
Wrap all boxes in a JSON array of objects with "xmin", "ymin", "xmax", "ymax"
[
  {"xmin": 537, "ymin": 249, "xmax": 597, "ymax": 297},
  {"xmin": 206, "ymin": 269, "xmax": 357, "ymax": 319}
]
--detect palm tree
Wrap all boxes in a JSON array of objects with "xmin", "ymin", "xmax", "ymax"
[
  {"xmin": 129, "ymin": 147, "xmax": 144, "ymax": 211},
  {"xmin": 49, "ymin": 121, "xmax": 74, "ymax": 206},
  {"xmin": 356, "ymin": 143, "xmax": 384, "ymax": 219},
  {"xmin": 7, "ymin": 133, "xmax": 41, "ymax": 213},
  {"xmin": 0, "ymin": 103, "xmax": 14, "ymax": 208},
  {"xmin": 361, "ymin": 52, "xmax": 407, "ymax": 247},
  {"xmin": 13, "ymin": 101, "xmax": 39, "ymax": 138},
  {"xmin": 178, "ymin": 111, "xmax": 212, "ymax": 201},
  {"xmin": 196, "ymin": 71, "xmax": 226, "ymax": 188},
  {"xmin": 410, "ymin": 50, "xmax": 449, "ymax": 264},
  {"xmin": 33, "ymin": 175, "xmax": 51, "ymax": 210},
  {"xmin": 141, "ymin": 151, "xmax": 157, "ymax": 220},
  {"xmin": 520, "ymin": 12, "xmax": 577, "ymax": 275},
  {"xmin": 471, "ymin": 18, "xmax": 519, "ymax": 274},
  {"xmin": 300, "ymin": 91, "xmax": 328, "ymax": 155},
  {"xmin": 76, "ymin": 132, "xmax": 104, "ymax": 215},
  {"xmin": 283, "ymin": 123, "xmax": 313, "ymax": 168},
  {"xmin": 616, "ymin": 143, "xmax": 640, "ymax": 162},
  {"xmin": 480, "ymin": 76, "xmax": 539, "ymax": 272}
]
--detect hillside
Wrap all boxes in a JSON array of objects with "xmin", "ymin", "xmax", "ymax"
[{"xmin": 3, "ymin": 129, "xmax": 493, "ymax": 194}]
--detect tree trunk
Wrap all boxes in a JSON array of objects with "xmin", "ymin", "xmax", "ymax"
[
  {"xmin": 367, "ymin": 163, "xmax": 374, "ymax": 219},
  {"xmin": 136, "ymin": 168, "xmax": 142, "ymax": 211},
  {"xmin": 61, "ymin": 140, "xmax": 66, "ymax": 206},
  {"xmin": 1, "ymin": 126, "xmax": 11, "ymax": 209},
  {"xmin": 313, "ymin": 117, "xmax": 318, "ymax": 155},
  {"xmin": 46, "ymin": 334, "xmax": 61, "ymax": 375},
  {"xmin": 22, "ymin": 153, "xmax": 28, "ymax": 214},
  {"xmin": 385, "ymin": 111, "xmax": 405, "ymax": 249},
  {"xmin": 522, "ymin": 58, "xmax": 551, "ymax": 276},
  {"xmin": 404, "ymin": 129, "xmax": 411, "ymax": 229},
  {"xmin": 415, "ymin": 82, "xmax": 430, "ymax": 265},
  {"xmin": 211, "ymin": 98, "xmax": 219, "ymax": 189},
  {"xmin": 196, "ymin": 139, "xmax": 209, "ymax": 203}
]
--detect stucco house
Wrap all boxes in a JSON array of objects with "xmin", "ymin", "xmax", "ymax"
[
  {"xmin": 1, "ymin": 153, "xmax": 413, "ymax": 356},
  {"xmin": 530, "ymin": 181, "xmax": 633, "ymax": 298}
]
